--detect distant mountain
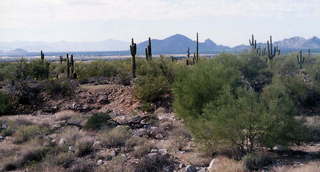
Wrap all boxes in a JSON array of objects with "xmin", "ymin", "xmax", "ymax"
[
  {"xmin": 0, "ymin": 39, "xmax": 129, "ymax": 52},
  {"xmin": 137, "ymin": 34, "xmax": 230, "ymax": 54},
  {"xmin": 2, "ymin": 34, "xmax": 320, "ymax": 56},
  {"xmin": 0, "ymin": 48, "xmax": 29, "ymax": 56}
]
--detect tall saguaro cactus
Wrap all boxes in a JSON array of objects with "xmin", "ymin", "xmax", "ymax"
[
  {"xmin": 249, "ymin": 34, "xmax": 257, "ymax": 49},
  {"xmin": 130, "ymin": 38, "xmax": 137, "ymax": 78},
  {"xmin": 196, "ymin": 33, "xmax": 199, "ymax": 63},
  {"xmin": 297, "ymin": 50, "xmax": 305, "ymax": 69},
  {"xmin": 145, "ymin": 37, "xmax": 152, "ymax": 61},
  {"xmin": 66, "ymin": 54, "xmax": 70, "ymax": 78},
  {"xmin": 187, "ymin": 48, "xmax": 190, "ymax": 58},
  {"xmin": 40, "ymin": 50, "xmax": 45, "ymax": 63},
  {"xmin": 148, "ymin": 37, "xmax": 152, "ymax": 60},
  {"xmin": 266, "ymin": 36, "xmax": 280, "ymax": 63},
  {"xmin": 70, "ymin": 54, "xmax": 74, "ymax": 76}
]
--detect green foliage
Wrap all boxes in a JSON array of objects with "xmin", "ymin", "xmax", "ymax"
[
  {"xmin": 84, "ymin": 113, "xmax": 117, "ymax": 131},
  {"xmin": 134, "ymin": 58, "xmax": 179, "ymax": 105},
  {"xmin": 100, "ymin": 126, "xmax": 131, "ymax": 148},
  {"xmin": 173, "ymin": 54, "xmax": 306, "ymax": 153},
  {"xmin": 243, "ymin": 153, "xmax": 273, "ymax": 171},
  {"xmin": 75, "ymin": 60, "xmax": 131, "ymax": 83},
  {"xmin": 13, "ymin": 125, "xmax": 49, "ymax": 144},
  {"xmin": 15, "ymin": 59, "xmax": 50, "ymax": 80},
  {"xmin": 0, "ymin": 92, "xmax": 12, "ymax": 115},
  {"xmin": 239, "ymin": 54, "xmax": 272, "ymax": 92},
  {"xmin": 45, "ymin": 79, "xmax": 76, "ymax": 97}
]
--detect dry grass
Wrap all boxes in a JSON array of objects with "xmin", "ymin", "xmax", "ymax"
[
  {"xmin": 273, "ymin": 161, "xmax": 320, "ymax": 172},
  {"xmin": 13, "ymin": 124, "xmax": 49, "ymax": 144},
  {"xmin": 55, "ymin": 110, "xmax": 81, "ymax": 121},
  {"xmin": 99, "ymin": 126, "xmax": 131, "ymax": 148},
  {"xmin": 208, "ymin": 156, "xmax": 244, "ymax": 172},
  {"xmin": 58, "ymin": 126, "xmax": 85, "ymax": 145}
]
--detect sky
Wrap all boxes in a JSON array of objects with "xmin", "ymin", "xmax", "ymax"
[{"xmin": 0, "ymin": 0, "xmax": 320, "ymax": 46}]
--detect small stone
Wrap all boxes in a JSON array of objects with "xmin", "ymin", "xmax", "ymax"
[
  {"xmin": 68, "ymin": 146, "xmax": 74, "ymax": 152},
  {"xmin": 185, "ymin": 165, "xmax": 197, "ymax": 172},
  {"xmin": 273, "ymin": 145, "xmax": 287, "ymax": 152},
  {"xmin": 179, "ymin": 163, "xmax": 185, "ymax": 169},
  {"xmin": 58, "ymin": 138, "xmax": 66, "ymax": 146},
  {"xmin": 208, "ymin": 159, "xmax": 216, "ymax": 170},
  {"xmin": 151, "ymin": 149, "xmax": 158, "ymax": 153},
  {"xmin": 97, "ymin": 160, "xmax": 103, "ymax": 166},
  {"xmin": 155, "ymin": 134, "xmax": 164, "ymax": 139},
  {"xmin": 93, "ymin": 141, "xmax": 102, "ymax": 149},
  {"xmin": 159, "ymin": 149, "xmax": 167, "ymax": 155},
  {"xmin": 198, "ymin": 167, "xmax": 207, "ymax": 172},
  {"xmin": 147, "ymin": 153, "xmax": 158, "ymax": 158}
]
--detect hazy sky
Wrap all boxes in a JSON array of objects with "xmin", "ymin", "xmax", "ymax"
[{"xmin": 1, "ymin": 0, "xmax": 319, "ymax": 46}]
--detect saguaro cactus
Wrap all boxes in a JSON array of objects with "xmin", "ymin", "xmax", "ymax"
[
  {"xmin": 66, "ymin": 54, "xmax": 70, "ymax": 78},
  {"xmin": 249, "ymin": 34, "xmax": 257, "ymax": 49},
  {"xmin": 266, "ymin": 36, "xmax": 280, "ymax": 63},
  {"xmin": 130, "ymin": 38, "xmax": 137, "ymax": 78},
  {"xmin": 59, "ymin": 56, "xmax": 63, "ymax": 64},
  {"xmin": 196, "ymin": 33, "xmax": 199, "ymax": 62},
  {"xmin": 40, "ymin": 50, "xmax": 45, "ymax": 63},
  {"xmin": 187, "ymin": 48, "xmax": 190, "ymax": 58},
  {"xmin": 70, "ymin": 54, "xmax": 75, "ymax": 76},
  {"xmin": 145, "ymin": 37, "xmax": 152, "ymax": 61},
  {"xmin": 297, "ymin": 50, "xmax": 305, "ymax": 69}
]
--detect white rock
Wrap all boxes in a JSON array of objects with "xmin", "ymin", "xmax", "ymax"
[
  {"xmin": 185, "ymin": 165, "xmax": 197, "ymax": 172},
  {"xmin": 97, "ymin": 159, "xmax": 103, "ymax": 166},
  {"xmin": 273, "ymin": 145, "xmax": 287, "ymax": 151},
  {"xmin": 58, "ymin": 138, "xmax": 66, "ymax": 146},
  {"xmin": 208, "ymin": 159, "xmax": 216, "ymax": 170},
  {"xmin": 159, "ymin": 149, "xmax": 168, "ymax": 155}
]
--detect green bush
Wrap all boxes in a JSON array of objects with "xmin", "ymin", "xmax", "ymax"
[
  {"xmin": 45, "ymin": 79, "xmax": 76, "ymax": 97},
  {"xmin": 15, "ymin": 59, "xmax": 50, "ymax": 80},
  {"xmin": 243, "ymin": 153, "xmax": 273, "ymax": 171},
  {"xmin": 84, "ymin": 113, "xmax": 117, "ymax": 131},
  {"xmin": 99, "ymin": 126, "xmax": 131, "ymax": 148},
  {"xmin": 75, "ymin": 60, "xmax": 131, "ymax": 83},
  {"xmin": 239, "ymin": 54, "xmax": 272, "ymax": 92},
  {"xmin": 134, "ymin": 58, "xmax": 179, "ymax": 105},
  {"xmin": 13, "ymin": 125, "xmax": 49, "ymax": 144},
  {"xmin": 134, "ymin": 75, "xmax": 170, "ymax": 104},
  {"xmin": 173, "ymin": 54, "xmax": 306, "ymax": 153},
  {"xmin": 0, "ymin": 92, "xmax": 12, "ymax": 115}
]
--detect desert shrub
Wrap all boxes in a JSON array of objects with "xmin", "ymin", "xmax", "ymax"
[
  {"xmin": 45, "ymin": 79, "xmax": 77, "ymax": 97},
  {"xmin": 99, "ymin": 126, "xmax": 131, "ymax": 148},
  {"xmin": 134, "ymin": 154, "xmax": 174, "ymax": 172},
  {"xmin": 29, "ymin": 59, "xmax": 50, "ymax": 80},
  {"xmin": 239, "ymin": 54, "xmax": 272, "ymax": 92},
  {"xmin": 15, "ymin": 59, "xmax": 50, "ymax": 80},
  {"xmin": 84, "ymin": 113, "xmax": 117, "ymax": 130},
  {"xmin": 0, "ymin": 92, "xmax": 12, "ymax": 115},
  {"xmin": 125, "ymin": 136, "xmax": 148, "ymax": 151},
  {"xmin": 75, "ymin": 139, "xmax": 94, "ymax": 157},
  {"xmin": 8, "ymin": 80, "xmax": 43, "ymax": 105},
  {"xmin": 173, "ymin": 54, "xmax": 307, "ymax": 154},
  {"xmin": 14, "ymin": 125, "xmax": 49, "ymax": 144},
  {"xmin": 134, "ymin": 75, "xmax": 170, "ymax": 103},
  {"xmin": 50, "ymin": 152, "xmax": 75, "ymax": 168},
  {"xmin": 0, "ymin": 63, "xmax": 16, "ymax": 81},
  {"xmin": 75, "ymin": 60, "xmax": 131, "ymax": 82},
  {"xmin": 3, "ymin": 147, "xmax": 49, "ymax": 171},
  {"xmin": 132, "ymin": 144, "xmax": 154, "ymax": 158},
  {"xmin": 134, "ymin": 58, "xmax": 179, "ymax": 105},
  {"xmin": 243, "ymin": 153, "xmax": 273, "ymax": 171}
]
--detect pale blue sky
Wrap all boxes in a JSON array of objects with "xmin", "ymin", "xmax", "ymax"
[{"xmin": 0, "ymin": 0, "xmax": 319, "ymax": 46}]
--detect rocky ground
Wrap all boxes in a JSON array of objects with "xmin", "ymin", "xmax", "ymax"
[{"xmin": 0, "ymin": 81, "xmax": 320, "ymax": 172}]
